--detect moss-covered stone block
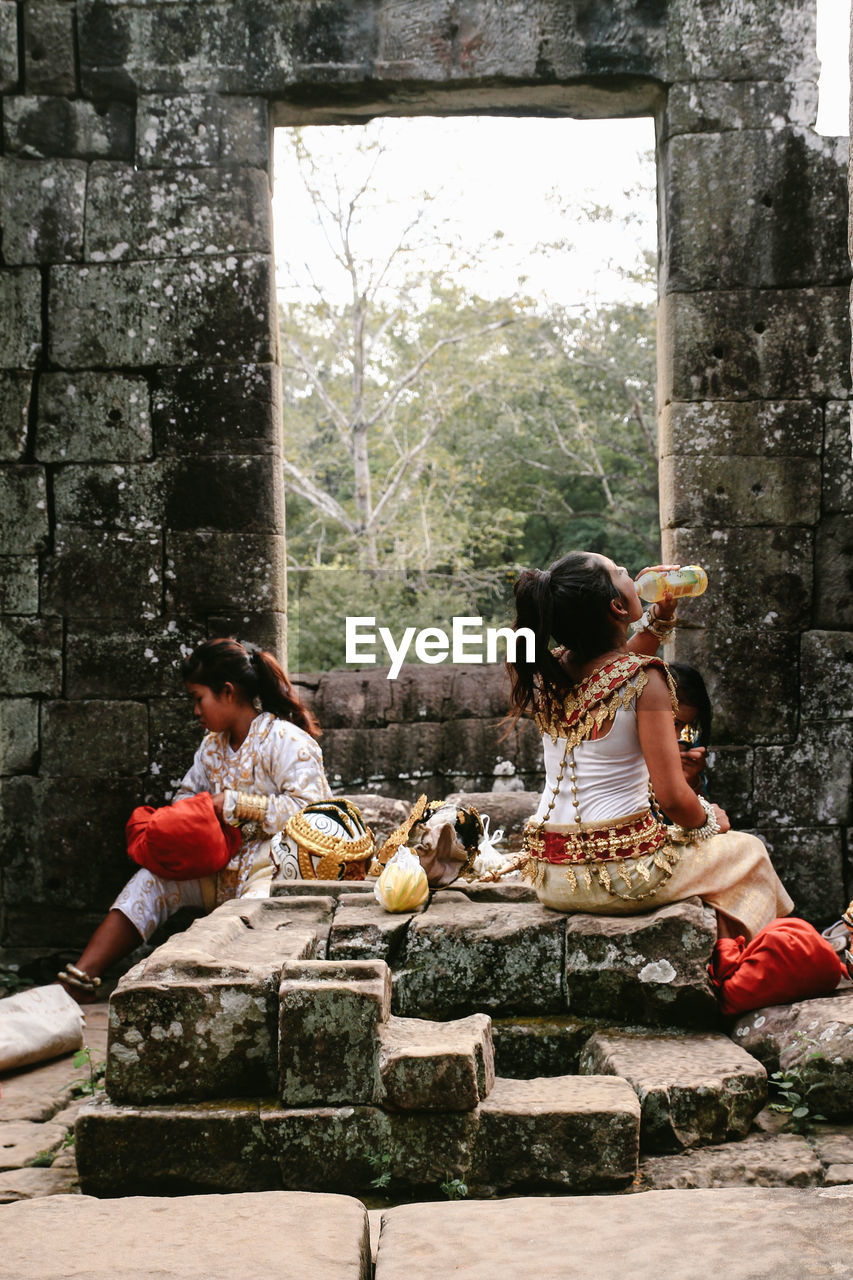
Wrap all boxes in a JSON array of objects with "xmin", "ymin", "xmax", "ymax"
[
  {"xmin": 76, "ymin": 1094, "xmax": 280, "ymax": 1196},
  {"xmin": 659, "ymin": 400, "xmax": 823, "ymax": 459},
  {"xmin": 0, "ymin": 158, "xmax": 86, "ymax": 263},
  {"xmin": 36, "ymin": 372, "xmax": 152, "ymax": 462},
  {"xmin": 1, "ymin": 616, "xmax": 62, "ymax": 695},
  {"xmin": 378, "ymin": 1013, "xmax": 494, "ymax": 1112},
  {"xmin": 135, "ymin": 94, "xmax": 269, "ymax": 168},
  {"xmin": 659, "ymin": 288, "xmax": 850, "ymax": 402},
  {"xmin": 660, "ymin": 129, "xmax": 849, "ymax": 292},
  {"xmin": 491, "ymin": 1015, "xmax": 615, "ymax": 1079},
  {"xmin": 0, "ymin": 698, "xmax": 39, "ymax": 774},
  {"xmin": 85, "ymin": 163, "xmax": 271, "ymax": 260},
  {"xmin": 107, "ymin": 898, "xmax": 333, "ymax": 1104},
  {"xmin": 0, "ymin": 372, "xmax": 33, "ymax": 459},
  {"xmin": 580, "ymin": 1029, "xmax": 767, "ymax": 1153},
  {"xmin": 564, "ymin": 899, "xmax": 719, "ymax": 1028},
  {"xmin": 42, "ymin": 529, "xmax": 163, "ymax": 619},
  {"xmin": 0, "ymin": 270, "xmax": 42, "ymax": 369},
  {"xmin": 0, "ymin": 467, "xmax": 48, "ymax": 554},
  {"xmin": 23, "ymin": 0, "xmax": 76, "ymax": 94},
  {"xmin": 755, "ymin": 723, "xmax": 853, "ymax": 826},
  {"xmin": 393, "ymin": 893, "xmax": 565, "ymax": 1018},
  {"xmin": 0, "ymin": 556, "xmax": 39, "ymax": 613},
  {"xmin": 49, "ymin": 256, "xmax": 275, "ymax": 368},
  {"xmin": 279, "ymin": 959, "xmax": 391, "ymax": 1106},
  {"xmin": 151, "ymin": 362, "xmax": 280, "ymax": 457},
  {"xmin": 41, "ymin": 700, "xmax": 149, "ymax": 777},
  {"xmin": 661, "ymin": 455, "xmax": 820, "ymax": 529},
  {"xmin": 2, "ymin": 95, "xmax": 134, "ymax": 159},
  {"xmin": 747, "ymin": 826, "xmax": 844, "ymax": 928},
  {"xmin": 469, "ymin": 1075, "xmax": 640, "ymax": 1194}
]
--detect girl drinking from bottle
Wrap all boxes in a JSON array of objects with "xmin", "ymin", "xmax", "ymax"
[{"xmin": 509, "ymin": 552, "xmax": 792, "ymax": 940}]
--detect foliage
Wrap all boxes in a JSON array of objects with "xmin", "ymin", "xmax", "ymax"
[
  {"xmin": 366, "ymin": 1151, "xmax": 393, "ymax": 1190},
  {"xmin": 278, "ymin": 128, "xmax": 659, "ymax": 669},
  {"xmin": 439, "ymin": 1173, "xmax": 469, "ymax": 1200},
  {"xmin": 28, "ymin": 1149, "xmax": 57, "ymax": 1168},
  {"xmin": 0, "ymin": 963, "xmax": 36, "ymax": 998},
  {"xmin": 69, "ymin": 1045, "xmax": 106, "ymax": 1098},
  {"xmin": 768, "ymin": 1033, "xmax": 827, "ymax": 1133}
]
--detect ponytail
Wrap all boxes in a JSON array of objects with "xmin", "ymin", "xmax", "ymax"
[
  {"xmin": 507, "ymin": 551, "xmax": 622, "ymax": 723},
  {"xmin": 181, "ymin": 638, "xmax": 321, "ymax": 739}
]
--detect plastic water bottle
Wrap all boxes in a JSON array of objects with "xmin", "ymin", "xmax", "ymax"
[{"xmin": 635, "ymin": 564, "xmax": 708, "ymax": 602}]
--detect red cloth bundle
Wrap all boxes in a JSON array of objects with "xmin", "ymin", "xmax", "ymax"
[
  {"xmin": 709, "ymin": 916, "xmax": 844, "ymax": 1017},
  {"xmin": 126, "ymin": 792, "xmax": 241, "ymax": 881}
]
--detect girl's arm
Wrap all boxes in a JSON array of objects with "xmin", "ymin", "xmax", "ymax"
[
  {"xmin": 637, "ymin": 669, "xmax": 730, "ymax": 832},
  {"xmin": 223, "ymin": 725, "xmax": 331, "ymax": 833}
]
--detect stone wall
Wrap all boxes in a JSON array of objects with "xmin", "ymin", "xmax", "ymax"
[{"xmin": 1, "ymin": 0, "xmax": 851, "ymax": 948}]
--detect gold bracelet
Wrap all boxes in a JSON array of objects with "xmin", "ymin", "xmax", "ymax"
[{"xmin": 234, "ymin": 792, "xmax": 269, "ymax": 824}]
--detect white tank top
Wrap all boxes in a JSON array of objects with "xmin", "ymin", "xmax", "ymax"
[{"xmin": 533, "ymin": 698, "xmax": 650, "ymax": 826}]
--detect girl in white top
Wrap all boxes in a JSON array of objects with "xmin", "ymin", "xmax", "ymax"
[
  {"xmin": 58, "ymin": 638, "xmax": 330, "ymax": 1001},
  {"xmin": 510, "ymin": 551, "xmax": 792, "ymax": 939}
]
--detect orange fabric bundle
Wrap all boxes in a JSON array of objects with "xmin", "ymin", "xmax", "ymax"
[
  {"xmin": 709, "ymin": 916, "xmax": 844, "ymax": 1017},
  {"xmin": 126, "ymin": 792, "xmax": 241, "ymax": 881}
]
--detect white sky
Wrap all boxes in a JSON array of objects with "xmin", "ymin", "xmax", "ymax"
[{"xmin": 273, "ymin": 0, "xmax": 850, "ymax": 310}]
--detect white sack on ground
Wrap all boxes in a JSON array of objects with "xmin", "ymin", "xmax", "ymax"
[{"xmin": 0, "ymin": 983, "xmax": 85, "ymax": 1071}]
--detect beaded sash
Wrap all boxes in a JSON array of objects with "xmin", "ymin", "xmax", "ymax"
[{"xmin": 525, "ymin": 651, "xmax": 679, "ymax": 900}]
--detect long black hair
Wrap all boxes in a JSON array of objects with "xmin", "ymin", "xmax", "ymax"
[
  {"xmin": 181, "ymin": 638, "xmax": 321, "ymax": 739},
  {"xmin": 508, "ymin": 551, "xmax": 622, "ymax": 722}
]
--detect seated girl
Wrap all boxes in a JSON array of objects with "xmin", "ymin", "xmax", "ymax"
[
  {"xmin": 59, "ymin": 638, "xmax": 330, "ymax": 1000},
  {"xmin": 509, "ymin": 552, "xmax": 792, "ymax": 940}
]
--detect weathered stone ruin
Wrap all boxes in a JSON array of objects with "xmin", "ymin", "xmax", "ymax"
[{"xmin": 75, "ymin": 878, "xmax": 853, "ymax": 1196}]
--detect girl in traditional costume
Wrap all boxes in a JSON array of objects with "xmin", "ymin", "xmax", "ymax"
[
  {"xmin": 509, "ymin": 553, "xmax": 792, "ymax": 939},
  {"xmin": 58, "ymin": 638, "xmax": 330, "ymax": 1000}
]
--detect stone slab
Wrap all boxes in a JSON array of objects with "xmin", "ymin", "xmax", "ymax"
[
  {"xmin": 579, "ymin": 1030, "xmax": 767, "ymax": 1152},
  {"xmin": 36, "ymin": 372, "xmax": 152, "ymax": 462},
  {"xmin": 393, "ymin": 894, "xmax": 565, "ymax": 1018},
  {"xmin": 659, "ymin": 287, "xmax": 850, "ymax": 403},
  {"xmin": 279, "ymin": 959, "xmax": 391, "ymax": 1105},
  {"xmin": 564, "ymin": 898, "xmax": 719, "ymax": 1028},
  {"xmin": 469, "ymin": 1075, "xmax": 640, "ymax": 1194},
  {"xmin": 802, "ymin": 631, "xmax": 853, "ymax": 721},
  {"xmin": 731, "ymin": 988, "xmax": 853, "ymax": 1121},
  {"xmin": 0, "ymin": 1, "xmax": 18, "ymax": 91},
  {"xmin": 107, "ymin": 897, "xmax": 332, "ymax": 1103},
  {"xmin": 0, "ymin": 1121, "xmax": 67, "ymax": 1171},
  {"xmin": 0, "ymin": 1165, "xmax": 77, "ymax": 1203},
  {"xmin": 822, "ymin": 401, "xmax": 853, "ymax": 515},
  {"xmin": 23, "ymin": 0, "xmax": 76, "ymax": 94},
  {"xmin": 75, "ymin": 1095, "xmax": 280, "ymax": 1197},
  {"xmin": 49, "ymin": 256, "xmax": 275, "ymax": 368},
  {"xmin": 85, "ymin": 163, "xmax": 271, "ymax": 260},
  {"xmin": 328, "ymin": 894, "xmax": 418, "ymax": 964},
  {"xmin": 378, "ymin": 1014, "xmax": 494, "ymax": 1112},
  {"xmin": 373, "ymin": 1188, "xmax": 853, "ymax": 1280},
  {"xmin": 0, "ymin": 270, "xmax": 41, "ymax": 369},
  {"xmin": 0, "ymin": 467, "xmax": 49, "ymax": 554},
  {"xmin": 661, "ymin": 455, "xmax": 821, "ymax": 528},
  {"xmin": 0, "ymin": 1191, "xmax": 370, "ymax": 1279},
  {"xmin": 0, "ymin": 698, "xmax": 39, "ymax": 774},
  {"xmin": 638, "ymin": 1132, "xmax": 822, "ymax": 1190},
  {"xmin": 2, "ymin": 96, "xmax": 134, "ymax": 160},
  {"xmin": 135, "ymin": 94, "xmax": 269, "ymax": 168},
  {"xmin": 755, "ymin": 722, "xmax": 853, "ymax": 825},
  {"xmin": 151, "ymin": 362, "xmax": 280, "ymax": 457}
]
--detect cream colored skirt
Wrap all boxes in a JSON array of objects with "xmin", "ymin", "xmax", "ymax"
[{"xmin": 534, "ymin": 829, "xmax": 793, "ymax": 941}]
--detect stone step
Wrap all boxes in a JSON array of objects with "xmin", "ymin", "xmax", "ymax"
[
  {"xmin": 279, "ymin": 958, "xmax": 391, "ymax": 1106},
  {"xmin": 106, "ymin": 896, "xmax": 333, "ymax": 1104},
  {"xmin": 391, "ymin": 890, "xmax": 567, "ymax": 1018},
  {"xmin": 637, "ymin": 1131, "xmax": 822, "ymax": 1189},
  {"xmin": 731, "ymin": 986, "xmax": 853, "ymax": 1121},
  {"xmin": 580, "ymin": 1028, "xmax": 767, "ymax": 1152},
  {"xmin": 377, "ymin": 1013, "xmax": 494, "ymax": 1111},
  {"xmin": 328, "ymin": 892, "xmax": 423, "ymax": 963},
  {"xmin": 565, "ymin": 897, "xmax": 719, "ymax": 1027},
  {"xmin": 75, "ymin": 1075, "xmax": 639, "ymax": 1198},
  {"xmin": 491, "ymin": 1013, "xmax": 621, "ymax": 1077},
  {"xmin": 373, "ymin": 1188, "xmax": 853, "ymax": 1279},
  {"xmin": 0, "ymin": 1191, "xmax": 370, "ymax": 1280}
]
